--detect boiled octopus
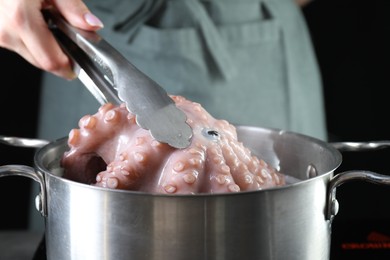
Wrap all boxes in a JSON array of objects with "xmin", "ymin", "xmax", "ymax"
[{"xmin": 61, "ymin": 95, "xmax": 285, "ymax": 194}]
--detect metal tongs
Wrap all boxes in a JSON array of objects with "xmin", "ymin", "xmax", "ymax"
[{"xmin": 43, "ymin": 8, "xmax": 192, "ymax": 149}]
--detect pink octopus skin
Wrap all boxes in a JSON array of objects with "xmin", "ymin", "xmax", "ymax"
[{"xmin": 61, "ymin": 95, "xmax": 285, "ymax": 194}]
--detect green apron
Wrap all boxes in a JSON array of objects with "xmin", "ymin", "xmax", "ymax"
[{"xmin": 31, "ymin": 0, "xmax": 326, "ymax": 231}]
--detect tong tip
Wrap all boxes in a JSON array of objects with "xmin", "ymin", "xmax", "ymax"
[{"xmin": 135, "ymin": 104, "xmax": 193, "ymax": 149}]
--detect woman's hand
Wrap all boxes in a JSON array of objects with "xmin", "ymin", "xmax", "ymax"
[{"xmin": 0, "ymin": 0, "xmax": 103, "ymax": 79}]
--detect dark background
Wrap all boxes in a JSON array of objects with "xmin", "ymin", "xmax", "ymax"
[
  {"xmin": 0, "ymin": 0, "xmax": 389, "ymax": 259},
  {"xmin": 303, "ymin": 0, "xmax": 390, "ymax": 259},
  {"xmin": 0, "ymin": 50, "xmax": 41, "ymax": 230}
]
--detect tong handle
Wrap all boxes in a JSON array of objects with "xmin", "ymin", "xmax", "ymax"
[{"xmin": 43, "ymin": 8, "xmax": 120, "ymax": 105}]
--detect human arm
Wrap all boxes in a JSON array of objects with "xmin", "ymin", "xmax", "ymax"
[
  {"xmin": 0, "ymin": 0, "xmax": 103, "ymax": 79},
  {"xmin": 295, "ymin": 0, "xmax": 313, "ymax": 7}
]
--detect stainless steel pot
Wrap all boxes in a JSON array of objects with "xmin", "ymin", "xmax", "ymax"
[{"xmin": 1, "ymin": 126, "xmax": 390, "ymax": 260}]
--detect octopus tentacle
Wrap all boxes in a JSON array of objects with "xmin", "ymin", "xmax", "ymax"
[
  {"xmin": 205, "ymin": 143, "xmax": 238, "ymax": 193},
  {"xmin": 157, "ymin": 146, "xmax": 206, "ymax": 194}
]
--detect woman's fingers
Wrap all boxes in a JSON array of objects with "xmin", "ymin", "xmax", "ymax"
[
  {"xmin": 52, "ymin": 0, "xmax": 103, "ymax": 30},
  {"xmin": 20, "ymin": 4, "xmax": 75, "ymax": 78},
  {"xmin": 0, "ymin": 0, "xmax": 103, "ymax": 79}
]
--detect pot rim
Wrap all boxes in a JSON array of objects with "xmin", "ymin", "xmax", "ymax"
[{"xmin": 34, "ymin": 126, "xmax": 343, "ymax": 198}]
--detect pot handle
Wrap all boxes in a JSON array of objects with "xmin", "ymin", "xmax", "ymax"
[
  {"xmin": 327, "ymin": 170, "xmax": 390, "ymax": 221},
  {"xmin": 331, "ymin": 141, "xmax": 390, "ymax": 152},
  {"xmin": 0, "ymin": 165, "xmax": 47, "ymax": 217}
]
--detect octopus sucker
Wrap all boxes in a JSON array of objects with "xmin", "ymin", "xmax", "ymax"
[
  {"xmin": 255, "ymin": 175, "xmax": 264, "ymax": 184},
  {"xmin": 80, "ymin": 115, "xmax": 97, "ymax": 129},
  {"xmin": 133, "ymin": 152, "xmax": 146, "ymax": 163},
  {"xmin": 216, "ymin": 174, "xmax": 227, "ymax": 184},
  {"xmin": 228, "ymin": 184, "xmax": 240, "ymax": 192},
  {"xmin": 173, "ymin": 161, "xmax": 185, "ymax": 172},
  {"xmin": 183, "ymin": 172, "xmax": 197, "ymax": 184},
  {"xmin": 261, "ymin": 169, "xmax": 270, "ymax": 178},
  {"xmin": 68, "ymin": 129, "xmax": 81, "ymax": 146},
  {"xmin": 98, "ymin": 103, "xmax": 115, "ymax": 114},
  {"xmin": 164, "ymin": 184, "xmax": 177, "ymax": 194},
  {"xmin": 220, "ymin": 164, "xmax": 230, "ymax": 174},
  {"xmin": 126, "ymin": 113, "xmax": 136, "ymax": 123},
  {"xmin": 259, "ymin": 159, "xmax": 268, "ymax": 167},
  {"xmin": 107, "ymin": 177, "xmax": 119, "ymax": 189},
  {"xmin": 104, "ymin": 110, "xmax": 119, "ymax": 122},
  {"xmin": 120, "ymin": 170, "xmax": 130, "ymax": 176},
  {"xmin": 119, "ymin": 152, "xmax": 127, "ymax": 161},
  {"xmin": 135, "ymin": 136, "xmax": 146, "ymax": 146},
  {"xmin": 61, "ymin": 95, "xmax": 285, "ymax": 194},
  {"xmin": 151, "ymin": 140, "xmax": 162, "ymax": 147}
]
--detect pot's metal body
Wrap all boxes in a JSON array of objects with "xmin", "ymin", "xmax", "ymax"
[{"xmin": 2, "ymin": 126, "xmax": 390, "ymax": 260}]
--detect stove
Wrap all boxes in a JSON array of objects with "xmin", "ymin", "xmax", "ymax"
[{"xmin": 331, "ymin": 218, "xmax": 390, "ymax": 260}]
